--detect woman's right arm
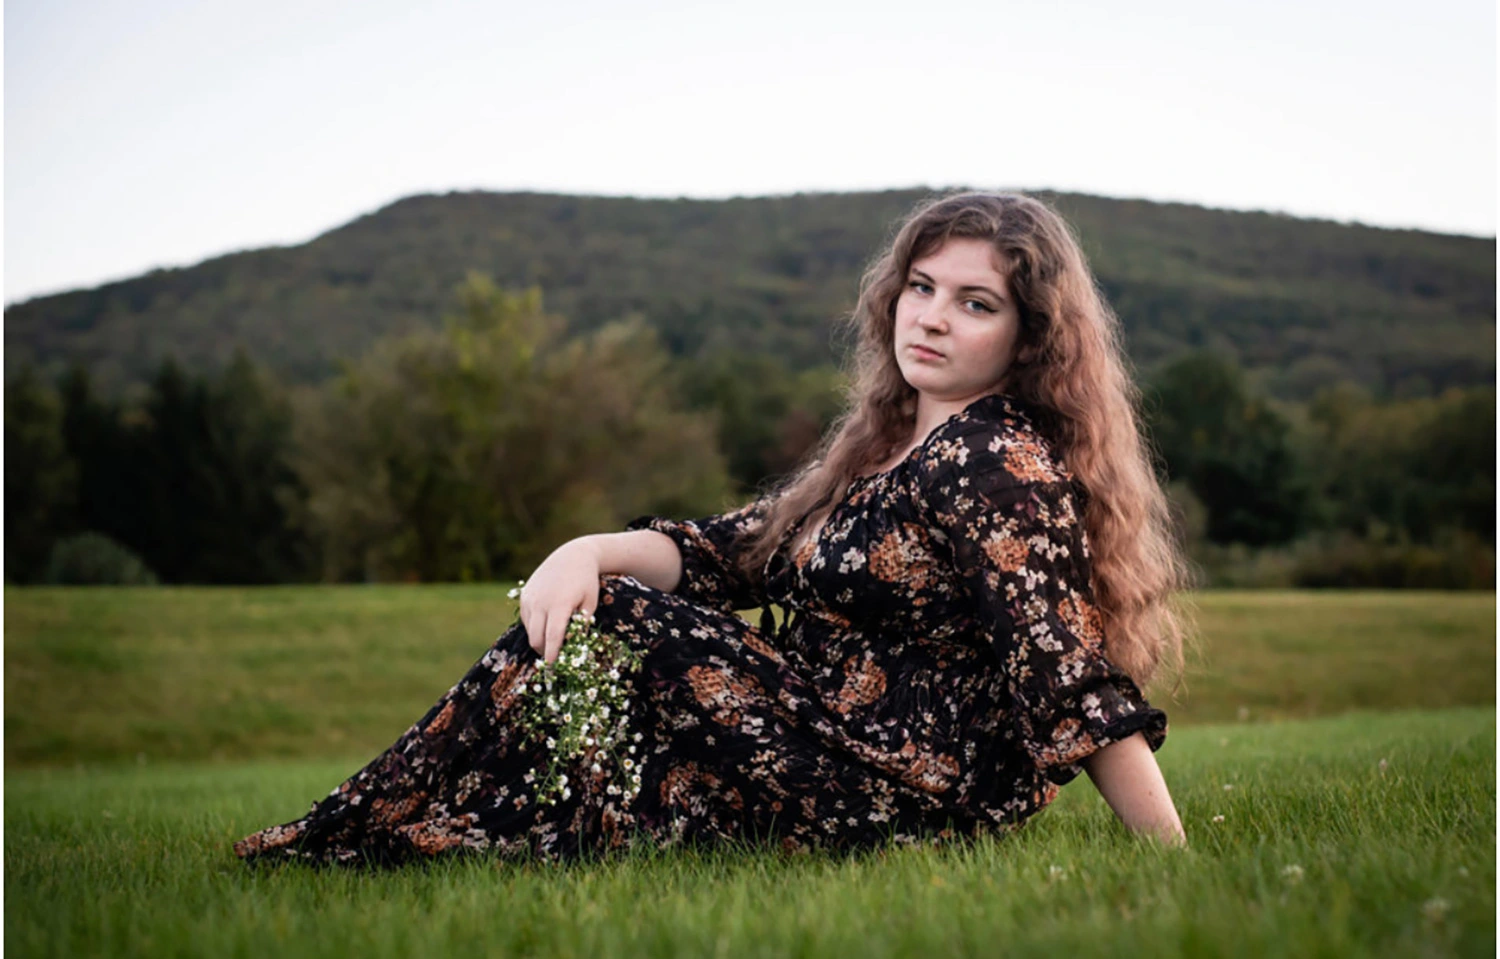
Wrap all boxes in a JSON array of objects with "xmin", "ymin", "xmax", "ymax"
[
  {"xmin": 580, "ymin": 529, "xmax": 683, "ymax": 593},
  {"xmin": 518, "ymin": 530, "xmax": 682, "ymax": 665}
]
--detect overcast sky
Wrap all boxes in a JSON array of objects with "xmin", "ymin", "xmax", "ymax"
[{"xmin": 4, "ymin": 0, "xmax": 1495, "ymax": 305}]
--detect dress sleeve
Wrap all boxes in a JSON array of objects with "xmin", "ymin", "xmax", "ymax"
[
  {"xmin": 917, "ymin": 425, "xmax": 1167, "ymax": 786},
  {"xmin": 624, "ymin": 496, "xmax": 774, "ymax": 614}
]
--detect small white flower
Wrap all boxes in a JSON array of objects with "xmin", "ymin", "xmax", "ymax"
[
  {"xmin": 1211, "ymin": 814, "xmax": 1225, "ymax": 823},
  {"xmin": 1047, "ymin": 865, "xmax": 1066, "ymax": 881},
  {"xmin": 591, "ymin": 763, "xmax": 601, "ymax": 773},
  {"xmin": 563, "ymin": 713, "xmax": 573, "ymax": 724},
  {"xmin": 561, "ymin": 787, "xmax": 571, "ymax": 800},
  {"xmin": 623, "ymin": 758, "xmax": 635, "ymax": 771},
  {"xmin": 628, "ymin": 745, "xmax": 636, "ymax": 754},
  {"xmin": 558, "ymin": 774, "xmax": 567, "ymax": 786},
  {"xmin": 1281, "ymin": 865, "xmax": 1304, "ymax": 884},
  {"xmin": 517, "ymin": 683, "xmax": 527, "ymax": 694},
  {"xmin": 1223, "ymin": 784, "xmax": 1234, "ymax": 791},
  {"xmin": 633, "ymin": 732, "xmax": 643, "ymax": 742},
  {"xmin": 545, "ymin": 738, "xmax": 556, "ymax": 749}
]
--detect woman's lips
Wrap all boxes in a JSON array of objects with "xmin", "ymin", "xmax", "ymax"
[{"xmin": 909, "ymin": 344, "xmax": 944, "ymax": 360}]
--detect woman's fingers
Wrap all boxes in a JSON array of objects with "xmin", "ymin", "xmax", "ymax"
[
  {"xmin": 544, "ymin": 603, "xmax": 573, "ymax": 665},
  {"xmin": 522, "ymin": 596, "xmax": 577, "ymax": 665},
  {"xmin": 526, "ymin": 607, "xmax": 547, "ymax": 659},
  {"xmin": 522, "ymin": 594, "xmax": 549, "ymax": 661},
  {"xmin": 515, "ymin": 539, "xmax": 607, "ymax": 665},
  {"xmin": 518, "ymin": 585, "xmax": 599, "ymax": 665}
]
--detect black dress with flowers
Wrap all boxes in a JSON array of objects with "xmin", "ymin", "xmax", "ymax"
[{"xmin": 234, "ymin": 394, "xmax": 1166, "ymax": 866}]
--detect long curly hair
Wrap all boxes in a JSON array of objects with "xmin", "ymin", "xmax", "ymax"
[{"xmin": 735, "ymin": 191, "xmax": 1189, "ymax": 687}]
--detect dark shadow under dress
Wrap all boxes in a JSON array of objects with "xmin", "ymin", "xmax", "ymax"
[{"xmin": 233, "ymin": 394, "xmax": 1166, "ymax": 866}]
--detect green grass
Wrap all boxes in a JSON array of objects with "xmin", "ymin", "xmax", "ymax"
[
  {"xmin": 6, "ymin": 709, "xmax": 1493, "ymax": 958},
  {"xmin": 4, "ymin": 586, "xmax": 1495, "ymax": 957},
  {"xmin": 1181, "ymin": 591, "xmax": 1495, "ymax": 721},
  {"xmin": 3, "ymin": 587, "xmax": 1494, "ymax": 766}
]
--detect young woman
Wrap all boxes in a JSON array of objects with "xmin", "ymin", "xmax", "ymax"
[{"xmin": 235, "ymin": 192, "xmax": 1189, "ymax": 866}]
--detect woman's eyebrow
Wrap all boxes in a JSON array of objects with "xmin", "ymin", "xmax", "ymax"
[{"xmin": 909, "ymin": 268, "xmax": 1008, "ymax": 304}]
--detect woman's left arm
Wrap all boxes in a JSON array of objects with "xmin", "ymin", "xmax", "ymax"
[
  {"xmin": 918, "ymin": 423, "xmax": 1176, "ymax": 831},
  {"xmin": 1081, "ymin": 732, "xmax": 1187, "ymax": 846}
]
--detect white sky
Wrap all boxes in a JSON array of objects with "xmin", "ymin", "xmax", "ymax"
[{"xmin": 3, "ymin": 0, "xmax": 1496, "ymax": 305}]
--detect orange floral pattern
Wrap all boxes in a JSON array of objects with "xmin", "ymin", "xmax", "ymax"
[
  {"xmin": 234, "ymin": 394, "xmax": 1163, "ymax": 868},
  {"xmin": 834, "ymin": 655, "xmax": 887, "ymax": 714}
]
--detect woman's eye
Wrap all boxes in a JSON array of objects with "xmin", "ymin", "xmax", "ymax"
[
  {"xmin": 907, "ymin": 280, "xmax": 932, "ymax": 294},
  {"xmin": 965, "ymin": 299, "xmax": 994, "ymax": 313}
]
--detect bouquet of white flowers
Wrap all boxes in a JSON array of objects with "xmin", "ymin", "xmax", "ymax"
[{"xmin": 507, "ymin": 583, "xmax": 646, "ymax": 807}]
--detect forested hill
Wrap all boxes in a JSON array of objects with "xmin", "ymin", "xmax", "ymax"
[{"xmin": 6, "ymin": 188, "xmax": 1494, "ymax": 397}]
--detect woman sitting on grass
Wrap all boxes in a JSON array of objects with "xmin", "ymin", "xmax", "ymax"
[{"xmin": 235, "ymin": 191, "xmax": 1190, "ymax": 866}]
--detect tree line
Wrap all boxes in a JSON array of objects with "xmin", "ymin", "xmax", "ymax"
[{"xmin": 6, "ymin": 276, "xmax": 1493, "ymax": 589}]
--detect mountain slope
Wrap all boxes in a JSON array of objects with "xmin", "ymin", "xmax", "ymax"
[{"xmin": 6, "ymin": 188, "xmax": 1493, "ymax": 397}]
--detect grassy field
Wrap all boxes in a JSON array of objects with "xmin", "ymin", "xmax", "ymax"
[
  {"xmin": 4, "ymin": 586, "xmax": 1496, "ymax": 957},
  {"xmin": 3, "ymin": 587, "xmax": 1494, "ymax": 766}
]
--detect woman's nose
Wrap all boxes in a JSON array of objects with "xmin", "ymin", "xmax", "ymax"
[{"xmin": 918, "ymin": 301, "xmax": 950, "ymax": 332}]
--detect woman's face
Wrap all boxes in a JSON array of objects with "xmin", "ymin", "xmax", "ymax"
[{"xmin": 892, "ymin": 237, "xmax": 1023, "ymax": 410}]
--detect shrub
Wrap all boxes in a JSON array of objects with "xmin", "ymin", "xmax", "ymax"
[
  {"xmin": 1290, "ymin": 529, "xmax": 1495, "ymax": 590},
  {"xmin": 1188, "ymin": 529, "xmax": 1495, "ymax": 589},
  {"xmin": 44, "ymin": 533, "xmax": 160, "ymax": 586}
]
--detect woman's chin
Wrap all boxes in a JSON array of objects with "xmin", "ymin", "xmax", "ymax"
[
  {"xmin": 897, "ymin": 364, "xmax": 942, "ymax": 393},
  {"xmin": 903, "ymin": 373, "xmax": 964, "ymax": 399}
]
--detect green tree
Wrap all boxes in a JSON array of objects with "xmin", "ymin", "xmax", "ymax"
[
  {"xmin": 1304, "ymin": 383, "xmax": 1495, "ymax": 543},
  {"xmin": 4, "ymin": 366, "xmax": 77, "ymax": 582},
  {"xmin": 1144, "ymin": 352, "xmax": 1309, "ymax": 546},
  {"xmin": 678, "ymin": 352, "xmax": 845, "ymax": 492},
  {"xmin": 193, "ymin": 351, "xmax": 311, "ymax": 581},
  {"xmin": 56, "ymin": 355, "xmax": 308, "ymax": 584},
  {"xmin": 294, "ymin": 275, "xmax": 732, "ymax": 582},
  {"xmin": 1408, "ymin": 388, "xmax": 1495, "ymax": 541},
  {"xmin": 58, "ymin": 364, "xmax": 153, "ymax": 572}
]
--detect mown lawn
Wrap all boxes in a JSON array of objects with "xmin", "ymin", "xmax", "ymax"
[
  {"xmin": 6, "ymin": 709, "xmax": 1493, "ymax": 958},
  {"xmin": 3, "ymin": 587, "xmax": 1493, "ymax": 766},
  {"xmin": 4, "ymin": 586, "xmax": 1496, "ymax": 957}
]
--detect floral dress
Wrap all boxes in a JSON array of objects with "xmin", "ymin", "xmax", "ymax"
[{"xmin": 233, "ymin": 394, "xmax": 1166, "ymax": 866}]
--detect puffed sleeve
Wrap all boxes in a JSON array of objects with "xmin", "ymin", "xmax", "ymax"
[
  {"xmin": 917, "ymin": 423, "xmax": 1167, "ymax": 786},
  {"xmin": 624, "ymin": 496, "xmax": 774, "ymax": 614}
]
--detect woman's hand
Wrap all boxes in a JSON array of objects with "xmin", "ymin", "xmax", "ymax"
[{"xmin": 517, "ymin": 538, "xmax": 603, "ymax": 666}]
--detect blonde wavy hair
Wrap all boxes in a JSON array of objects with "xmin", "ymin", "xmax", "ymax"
[{"xmin": 735, "ymin": 191, "xmax": 1189, "ymax": 687}]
